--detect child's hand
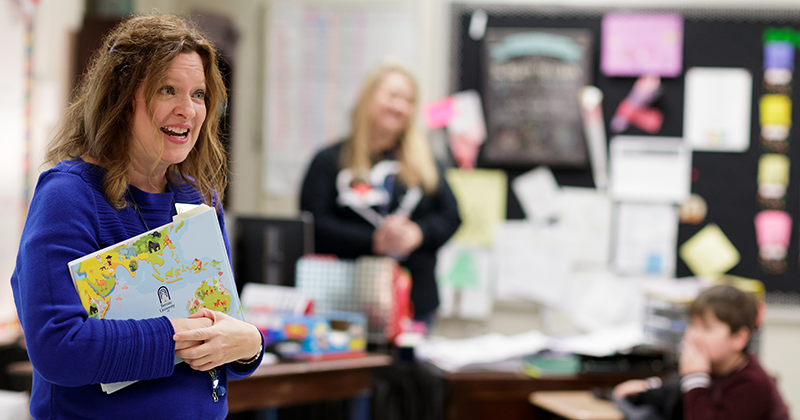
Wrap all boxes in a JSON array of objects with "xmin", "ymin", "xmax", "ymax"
[
  {"xmin": 679, "ymin": 337, "xmax": 711, "ymax": 376},
  {"xmin": 612, "ymin": 379, "xmax": 649, "ymax": 399}
]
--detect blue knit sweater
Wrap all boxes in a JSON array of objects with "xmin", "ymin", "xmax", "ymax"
[{"xmin": 10, "ymin": 158, "xmax": 262, "ymax": 420}]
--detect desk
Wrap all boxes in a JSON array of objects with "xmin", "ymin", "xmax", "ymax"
[
  {"xmin": 530, "ymin": 391, "xmax": 623, "ymax": 420},
  {"xmin": 227, "ymin": 353, "xmax": 392, "ymax": 412},
  {"xmin": 439, "ymin": 368, "xmax": 650, "ymax": 420}
]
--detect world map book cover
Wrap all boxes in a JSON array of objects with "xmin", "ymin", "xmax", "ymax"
[{"xmin": 67, "ymin": 204, "xmax": 243, "ymax": 393}]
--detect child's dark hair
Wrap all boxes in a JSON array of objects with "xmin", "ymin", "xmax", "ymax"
[{"xmin": 688, "ymin": 285, "xmax": 757, "ymax": 341}]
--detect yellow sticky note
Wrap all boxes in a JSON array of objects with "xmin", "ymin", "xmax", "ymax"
[
  {"xmin": 679, "ymin": 224, "xmax": 740, "ymax": 277},
  {"xmin": 760, "ymin": 94, "xmax": 792, "ymax": 127},
  {"xmin": 758, "ymin": 154, "xmax": 790, "ymax": 185},
  {"xmin": 446, "ymin": 169, "xmax": 507, "ymax": 246}
]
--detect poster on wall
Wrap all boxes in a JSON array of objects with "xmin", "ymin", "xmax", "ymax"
[{"xmin": 482, "ymin": 28, "xmax": 592, "ymax": 168}]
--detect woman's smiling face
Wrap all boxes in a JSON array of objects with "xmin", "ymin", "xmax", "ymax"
[
  {"xmin": 368, "ymin": 71, "xmax": 415, "ymax": 152},
  {"xmin": 131, "ymin": 51, "xmax": 207, "ymax": 172}
]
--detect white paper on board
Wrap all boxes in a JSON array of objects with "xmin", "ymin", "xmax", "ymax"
[
  {"xmin": 436, "ymin": 242, "xmax": 493, "ymax": 320},
  {"xmin": 613, "ymin": 202, "xmax": 679, "ymax": 277},
  {"xmin": 512, "ymin": 166, "xmax": 560, "ymax": 222},
  {"xmin": 558, "ymin": 187, "xmax": 612, "ymax": 267},
  {"xmin": 493, "ymin": 221, "xmax": 573, "ymax": 308},
  {"xmin": 609, "ymin": 136, "xmax": 692, "ymax": 203},
  {"xmin": 684, "ymin": 67, "xmax": 752, "ymax": 152}
]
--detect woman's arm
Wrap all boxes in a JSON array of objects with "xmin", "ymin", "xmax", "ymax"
[
  {"xmin": 11, "ymin": 171, "xmax": 177, "ymax": 386},
  {"xmin": 412, "ymin": 165, "xmax": 462, "ymax": 252}
]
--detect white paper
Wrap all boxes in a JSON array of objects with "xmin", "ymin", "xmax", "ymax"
[
  {"xmin": 493, "ymin": 221, "xmax": 573, "ymax": 308},
  {"xmin": 544, "ymin": 270, "xmax": 647, "ymax": 334},
  {"xmin": 241, "ymin": 283, "xmax": 310, "ymax": 314},
  {"xmin": 436, "ymin": 243, "xmax": 493, "ymax": 320},
  {"xmin": 264, "ymin": 3, "xmax": 418, "ymax": 195},
  {"xmin": 640, "ymin": 277, "xmax": 705, "ymax": 303},
  {"xmin": 613, "ymin": 202, "xmax": 679, "ymax": 277},
  {"xmin": 512, "ymin": 166, "xmax": 560, "ymax": 222},
  {"xmin": 552, "ymin": 324, "xmax": 646, "ymax": 357},
  {"xmin": 609, "ymin": 136, "xmax": 692, "ymax": 203},
  {"xmin": 557, "ymin": 187, "xmax": 612, "ymax": 267},
  {"xmin": 416, "ymin": 330, "xmax": 549, "ymax": 372},
  {"xmin": 684, "ymin": 67, "xmax": 752, "ymax": 152},
  {"xmin": 448, "ymin": 90, "xmax": 486, "ymax": 143},
  {"xmin": 0, "ymin": 390, "xmax": 31, "ymax": 420}
]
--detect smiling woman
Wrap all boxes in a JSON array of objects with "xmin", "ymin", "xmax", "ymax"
[
  {"xmin": 10, "ymin": 14, "xmax": 264, "ymax": 420},
  {"xmin": 300, "ymin": 63, "xmax": 462, "ymax": 329},
  {"xmin": 47, "ymin": 13, "xmax": 228, "ymax": 209},
  {"xmin": 130, "ymin": 52, "xmax": 208, "ymax": 193}
]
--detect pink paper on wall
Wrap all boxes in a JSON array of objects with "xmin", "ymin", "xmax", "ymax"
[
  {"xmin": 754, "ymin": 210, "xmax": 792, "ymax": 250},
  {"xmin": 424, "ymin": 97, "xmax": 454, "ymax": 129},
  {"xmin": 601, "ymin": 13, "xmax": 684, "ymax": 77},
  {"xmin": 448, "ymin": 91, "xmax": 487, "ymax": 170}
]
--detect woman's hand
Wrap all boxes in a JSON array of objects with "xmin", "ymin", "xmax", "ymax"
[
  {"xmin": 373, "ymin": 215, "xmax": 423, "ymax": 258},
  {"xmin": 170, "ymin": 317, "xmax": 213, "ymax": 351},
  {"xmin": 172, "ymin": 308, "xmax": 262, "ymax": 371}
]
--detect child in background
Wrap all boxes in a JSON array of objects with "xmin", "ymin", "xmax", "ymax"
[{"xmin": 613, "ymin": 285, "xmax": 790, "ymax": 420}]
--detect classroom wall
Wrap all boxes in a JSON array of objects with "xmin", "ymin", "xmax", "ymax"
[
  {"xmin": 0, "ymin": 0, "xmax": 84, "ymax": 323},
  {"xmin": 130, "ymin": 0, "xmax": 800, "ymax": 219}
]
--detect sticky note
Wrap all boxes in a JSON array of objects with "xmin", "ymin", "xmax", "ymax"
[
  {"xmin": 424, "ymin": 97, "xmax": 454, "ymax": 129},
  {"xmin": 679, "ymin": 224, "xmax": 740, "ymax": 277},
  {"xmin": 601, "ymin": 13, "xmax": 684, "ymax": 77},
  {"xmin": 758, "ymin": 154, "xmax": 790, "ymax": 186},
  {"xmin": 764, "ymin": 41, "xmax": 795, "ymax": 71},
  {"xmin": 755, "ymin": 210, "xmax": 792, "ymax": 250},
  {"xmin": 446, "ymin": 169, "xmax": 507, "ymax": 246},
  {"xmin": 760, "ymin": 94, "xmax": 792, "ymax": 127}
]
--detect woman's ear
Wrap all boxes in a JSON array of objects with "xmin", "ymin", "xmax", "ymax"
[{"xmin": 731, "ymin": 326, "xmax": 750, "ymax": 352}]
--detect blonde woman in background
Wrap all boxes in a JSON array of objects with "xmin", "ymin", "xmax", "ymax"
[{"xmin": 300, "ymin": 63, "xmax": 461, "ymax": 329}]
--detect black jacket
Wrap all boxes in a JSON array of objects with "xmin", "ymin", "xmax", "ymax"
[{"xmin": 299, "ymin": 142, "xmax": 461, "ymax": 316}]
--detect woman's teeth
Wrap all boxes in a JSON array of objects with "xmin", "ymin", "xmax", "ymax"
[{"xmin": 161, "ymin": 126, "xmax": 189, "ymax": 138}]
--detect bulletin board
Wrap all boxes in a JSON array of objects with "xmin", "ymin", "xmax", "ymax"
[{"xmin": 450, "ymin": 4, "xmax": 800, "ymax": 302}]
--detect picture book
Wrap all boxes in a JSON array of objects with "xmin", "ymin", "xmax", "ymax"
[{"xmin": 67, "ymin": 204, "xmax": 243, "ymax": 393}]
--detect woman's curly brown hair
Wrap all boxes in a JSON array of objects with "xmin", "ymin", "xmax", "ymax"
[{"xmin": 46, "ymin": 14, "xmax": 228, "ymax": 209}]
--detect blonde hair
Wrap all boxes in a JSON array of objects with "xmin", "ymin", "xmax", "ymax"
[
  {"xmin": 341, "ymin": 63, "xmax": 439, "ymax": 194},
  {"xmin": 46, "ymin": 14, "xmax": 228, "ymax": 209}
]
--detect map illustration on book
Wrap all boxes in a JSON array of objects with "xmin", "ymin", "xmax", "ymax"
[
  {"xmin": 69, "ymin": 205, "xmax": 243, "ymax": 324},
  {"xmin": 68, "ymin": 205, "xmax": 243, "ymax": 393}
]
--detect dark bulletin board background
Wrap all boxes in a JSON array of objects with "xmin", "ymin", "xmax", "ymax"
[{"xmin": 451, "ymin": 4, "xmax": 800, "ymax": 301}]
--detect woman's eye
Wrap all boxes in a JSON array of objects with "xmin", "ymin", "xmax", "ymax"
[
  {"xmin": 160, "ymin": 86, "xmax": 175, "ymax": 95},
  {"xmin": 194, "ymin": 90, "xmax": 205, "ymax": 100}
]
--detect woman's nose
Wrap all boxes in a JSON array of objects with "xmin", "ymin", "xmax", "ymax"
[{"xmin": 174, "ymin": 94, "xmax": 196, "ymax": 119}]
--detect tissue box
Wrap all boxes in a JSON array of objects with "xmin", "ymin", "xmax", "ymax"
[{"xmin": 262, "ymin": 311, "xmax": 367, "ymax": 361}]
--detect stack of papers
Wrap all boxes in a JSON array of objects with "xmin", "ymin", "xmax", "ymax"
[
  {"xmin": 416, "ymin": 325, "xmax": 647, "ymax": 372},
  {"xmin": 416, "ymin": 331, "xmax": 549, "ymax": 372}
]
